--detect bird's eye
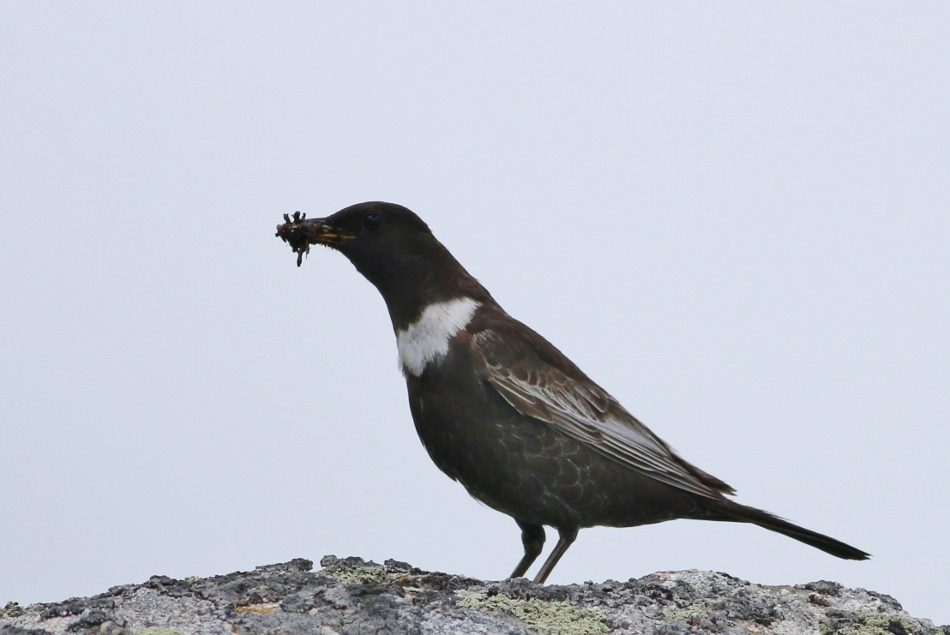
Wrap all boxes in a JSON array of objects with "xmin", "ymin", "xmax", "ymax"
[{"xmin": 362, "ymin": 213, "xmax": 382, "ymax": 231}]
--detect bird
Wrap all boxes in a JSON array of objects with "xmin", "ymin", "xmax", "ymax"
[{"xmin": 275, "ymin": 201, "xmax": 869, "ymax": 584}]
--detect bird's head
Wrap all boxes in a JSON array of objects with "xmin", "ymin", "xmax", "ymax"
[
  {"xmin": 277, "ymin": 201, "xmax": 433, "ymax": 271},
  {"xmin": 277, "ymin": 201, "xmax": 491, "ymax": 327}
]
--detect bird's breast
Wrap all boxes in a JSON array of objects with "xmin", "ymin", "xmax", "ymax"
[{"xmin": 401, "ymin": 341, "xmax": 586, "ymax": 526}]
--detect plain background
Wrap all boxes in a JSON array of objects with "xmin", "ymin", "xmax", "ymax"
[{"xmin": 2, "ymin": 2, "xmax": 948, "ymax": 625}]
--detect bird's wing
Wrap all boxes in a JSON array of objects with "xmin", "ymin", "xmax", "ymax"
[{"xmin": 472, "ymin": 328, "xmax": 734, "ymax": 500}]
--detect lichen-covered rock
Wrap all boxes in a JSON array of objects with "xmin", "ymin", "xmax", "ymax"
[{"xmin": 1, "ymin": 557, "xmax": 945, "ymax": 635}]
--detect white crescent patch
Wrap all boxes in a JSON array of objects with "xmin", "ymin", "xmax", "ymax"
[{"xmin": 396, "ymin": 297, "xmax": 480, "ymax": 377}]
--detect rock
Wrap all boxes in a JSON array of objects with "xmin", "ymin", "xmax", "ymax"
[{"xmin": 1, "ymin": 557, "xmax": 946, "ymax": 635}]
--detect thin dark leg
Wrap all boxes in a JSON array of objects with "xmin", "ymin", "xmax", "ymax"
[
  {"xmin": 533, "ymin": 526, "xmax": 578, "ymax": 584},
  {"xmin": 510, "ymin": 520, "xmax": 545, "ymax": 578}
]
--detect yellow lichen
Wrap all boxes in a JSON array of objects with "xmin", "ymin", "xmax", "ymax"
[
  {"xmin": 234, "ymin": 603, "xmax": 280, "ymax": 614},
  {"xmin": 134, "ymin": 628, "xmax": 186, "ymax": 635},
  {"xmin": 457, "ymin": 591, "xmax": 609, "ymax": 635},
  {"xmin": 320, "ymin": 563, "xmax": 389, "ymax": 586},
  {"xmin": 663, "ymin": 601, "xmax": 711, "ymax": 624},
  {"xmin": 837, "ymin": 613, "xmax": 917, "ymax": 635}
]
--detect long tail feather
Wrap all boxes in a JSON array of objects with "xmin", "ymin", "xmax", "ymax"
[{"xmin": 712, "ymin": 501, "xmax": 870, "ymax": 560}]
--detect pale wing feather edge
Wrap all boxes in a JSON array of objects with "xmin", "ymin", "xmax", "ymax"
[{"xmin": 475, "ymin": 332, "xmax": 724, "ymax": 500}]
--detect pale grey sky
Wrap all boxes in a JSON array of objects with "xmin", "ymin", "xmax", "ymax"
[{"xmin": 2, "ymin": 2, "xmax": 948, "ymax": 624}]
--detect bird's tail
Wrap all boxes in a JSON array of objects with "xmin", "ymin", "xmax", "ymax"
[{"xmin": 709, "ymin": 500, "xmax": 870, "ymax": 561}]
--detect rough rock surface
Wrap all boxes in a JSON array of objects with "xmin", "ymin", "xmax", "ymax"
[{"xmin": 1, "ymin": 557, "xmax": 945, "ymax": 635}]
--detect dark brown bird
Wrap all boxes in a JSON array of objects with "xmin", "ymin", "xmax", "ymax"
[{"xmin": 277, "ymin": 202, "xmax": 869, "ymax": 583}]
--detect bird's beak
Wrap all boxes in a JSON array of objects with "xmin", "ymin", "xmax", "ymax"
[{"xmin": 276, "ymin": 211, "xmax": 357, "ymax": 267}]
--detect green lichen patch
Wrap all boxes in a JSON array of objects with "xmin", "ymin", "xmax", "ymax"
[
  {"xmin": 663, "ymin": 601, "xmax": 711, "ymax": 624},
  {"xmin": 133, "ymin": 628, "xmax": 186, "ymax": 635},
  {"xmin": 1, "ymin": 602, "xmax": 23, "ymax": 618},
  {"xmin": 835, "ymin": 613, "xmax": 918, "ymax": 635},
  {"xmin": 819, "ymin": 613, "xmax": 917, "ymax": 635},
  {"xmin": 457, "ymin": 591, "xmax": 608, "ymax": 635},
  {"xmin": 319, "ymin": 562, "xmax": 390, "ymax": 587}
]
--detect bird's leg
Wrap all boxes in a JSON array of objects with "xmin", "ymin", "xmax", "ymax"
[
  {"xmin": 510, "ymin": 520, "xmax": 545, "ymax": 579},
  {"xmin": 532, "ymin": 526, "xmax": 578, "ymax": 584}
]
